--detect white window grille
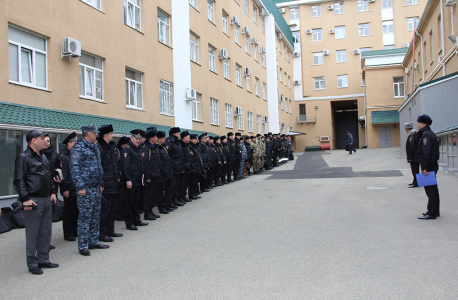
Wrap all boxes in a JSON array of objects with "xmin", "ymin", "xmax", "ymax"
[
  {"xmin": 261, "ymin": 52, "xmax": 265, "ymax": 67},
  {"xmin": 158, "ymin": 9, "xmax": 170, "ymax": 46},
  {"xmin": 312, "ymin": 29, "xmax": 322, "ymax": 41},
  {"xmin": 190, "ymin": 32, "xmax": 199, "ymax": 63},
  {"xmin": 237, "ymin": 108, "xmax": 244, "ymax": 130},
  {"xmin": 336, "ymin": 50, "xmax": 347, "ymax": 63},
  {"xmin": 246, "ymin": 76, "xmax": 250, "ymax": 92},
  {"xmin": 244, "ymin": 0, "xmax": 249, "ymax": 15},
  {"xmin": 408, "ymin": 17, "xmax": 417, "ymax": 31},
  {"xmin": 359, "ymin": 23, "xmax": 370, "ymax": 36},
  {"xmin": 248, "ymin": 112, "xmax": 253, "ymax": 133},
  {"xmin": 225, "ymin": 103, "xmax": 233, "ymax": 128},
  {"xmin": 223, "ymin": 11, "xmax": 229, "ymax": 34},
  {"xmin": 210, "ymin": 98, "xmax": 219, "ymax": 125},
  {"xmin": 293, "ymin": 32, "xmax": 300, "ymax": 43},
  {"xmin": 382, "ymin": 0, "xmax": 392, "ymax": 9},
  {"xmin": 313, "ymin": 52, "xmax": 324, "ymax": 65},
  {"xmin": 235, "ymin": 25, "xmax": 240, "ymax": 45},
  {"xmin": 208, "ymin": 45, "xmax": 216, "ymax": 72},
  {"xmin": 79, "ymin": 52, "xmax": 103, "ymax": 101},
  {"xmin": 290, "ymin": 7, "xmax": 299, "ymax": 21},
  {"xmin": 245, "ymin": 34, "xmax": 250, "ymax": 54},
  {"xmin": 357, "ymin": 0, "xmax": 368, "ymax": 12},
  {"xmin": 207, "ymin": 0, "xmax": 215, "ymax": 23},
  {"xmin": 257, "ymin": 115, "xmax": 262, "ymax": 134},
  {"xmin": 280, "ymin": 68, "xmax": 283, "ymax": 82},
  {"xmin": 254, "ymin": 44, "xmax": 258, "ymax": 61},
  {"xmin": 393, "ymin": 77, "xmax": 405, "ymax": 97},
  {"xmin": 236, "ymin": 64, "xmax": 242, "ymax": 86},
  {"xmin": 281, "ymin": 96, "xmax": 284, "ymax": 110},
  {"xmin": 124, "ymin": 0, "xmax": 141, "ymax": 30},
  {"xmin": 253, "ymin": 5, "xmax": 257, "ymax": 23},
  {"xmin": 383, "ymin": 21, "xmax": 394, "ymax": 34},
  {"xmin": 312, "ymin": 5, "xmax": 321, "ymax": 17},
  {"xmin": 314, "ymin": 77, "xmax": 325, "ymax": 90},
  {"xmin": 261, "ymin": 16, "xmax": 265, "ymax": 34},
  {"xmin": 255, "ymin": 77, "xmax": 259, "ymax": 96},
  {"xmin": 159, "ymin": 79, "xmax": 174, "ymax": 115},
  {"xmin": 192, "ymin": 93, "xmax": 201, "ymax": 121},
  {"xmin": 337, "ymin": 75, "xmax": 348, "ymax": 88},
  {"xmin": 334, "ymin": 2, "xmax": 344, "ymax": 15},
  {"xmin": 263, "ymin": 82, "xmax": 267, "ymax": 100},
  {"xmin": 224, "ymin": 58, "xmax": 230, "ymax": 79},
  {"xmin": 125, "ymin": 68, "xmax": 143, "ymax": 109},
  {"xmin": 335, "ymin": 26, "xmax": 346, "ymax": 39}
]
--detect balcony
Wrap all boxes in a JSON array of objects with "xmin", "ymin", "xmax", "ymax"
[{"xmin": 297, "ymin": 116, "xmax": 316, "ymax": 124}]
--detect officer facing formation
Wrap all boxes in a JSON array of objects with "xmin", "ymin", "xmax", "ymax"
[{"xmin": 404, "ymin": 122, "xmax": 420, "ymax": 188}]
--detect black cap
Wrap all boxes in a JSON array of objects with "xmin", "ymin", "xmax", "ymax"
[
  {"xmin": 145, "ymin": 129, "xmax": 157, "ymax": 139},
  {"xmin": 198, "ymin": 133, "xmax": 207, "ymax": 140},
  {"xmin": 147, "ymin": 127, "xmax": 157, "ymax": 132},
  {"xmin": 157, "ymin": 131, "xmax": 166, "ymax": 138},
  {"xmin": 214, "ymin": 136, "xmax": 221, "ymax": 141},
  {"xmin": 130, "ymin": 129, "xmax": 145, "ymax": 138},
  {"xmin": 244, "ymin": 136, "xmax": 250, "ymax": 140},
  {"xmin": 268, "ymin": 132, "xmax": 272, "ymax": 135},
  {"xmin": 26, "ymin": 130, "xmax": 44, "ymax": 143},
  {"xmin": 190, "ymin": 134, "xmax": 198, "ymax": 140},
  {"xmin": 256, "ymin": 134, "xmax": 261, "ymax": 137},
  {"xmin": 208, "ymin": 136, "xmax": 214, "ymax": 140},
  {"xmin": 63, "ymin": 132, "xmax": 77, "ymax": 144},
  {"xmin": 117, "ymin": 136, "xmax": 130, "ymax": 149},
  {"xmin": 417, "ymin": 114, "xmax": 432, "ymax": 125},
  {"xmin": 181, "ymin": 131, "xmax": 190, "ymax": 139},
  {"xmin": 98, "ymin": 124, "xmax": 113, "ymax": 137},
  {"xmin": 235, "ymin": 132, "xmax": 242, "ymax": 137},
  {"xmin": 169, "ymin": 127, "xmax": 180, "ymax": 136},
  {"xmin": 81, "ymin": 124, "xmax": 99, "ymax": 134},
  {"xmin": 227, "ymin": 132, "xmax": 234, "ymax": 137},
  {"xmin": 220, "ymin": 135, "xmax": 227, "ymax": 141}
]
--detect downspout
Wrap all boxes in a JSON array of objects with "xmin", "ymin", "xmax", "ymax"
[
  {"xmin": 415, "ymin": 31, "xmax": 425, "ymax": 83},
  {"xmin": 363, "ymin": 80, "xmax": 367, "ymax": 147},
  {"xmin": 452, "ymin": 7, "xmax": 455, "ymax": 36},
  {"xmin": 440, "ymin": 0, "xmax": 446, "ymax": 76}
]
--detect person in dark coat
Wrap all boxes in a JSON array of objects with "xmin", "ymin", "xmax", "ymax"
[
  {"xmin": 265, "ymin": 136, "xmax": 273, "ymax": 170},
  {"xmin": 207, "ymin": 136, "xmax": 217, "ymax": 188},
  {"xmin": 43, "ymin": 134, "xmax": 60, "ymax": 197},
  {"xmin": 188, "ymin": 134, "xmax": 203, "ymax": 199},
  {"xmin": 120, "ymin": 129, "xmax": 149, "ymax": 230},
  {"xmin": 180, "ymin": 131, "xmax": 193, "ymax": 202},
  {"xmin": 212, "ymin": 136, "xmax": 224, "ymax": 186},
  {"xmin": 225, "ymin": 133, "xmax": 236, "ymax": 182},
  {"xmin": 404, "ymin": 122, "xmax": 420, "ymax": 188},
  {"xmin": 115, "ymin": 136, "xmax": 129, "ymax": 221},
  {"xmin": 232, "ymin": 133, "xmax": 243, "ymax": 180},
  {"xmin": 197, "ymin": 133, "xmax": 210, "ymax": 193},
  {"xmin": 221, "ymin": 136, "xmax": 231, "ymax": 184},
  {"xmin": 271, "ymin": 134, "xmax": 279, "ymax": 167},
  {"xmin": 97, "ymin": 125, "xmax": 122, "ymax": 242},
  {"xmin": 59, "ymin": 132, "xmax": 78, "ymax": 241},
  {"xmin": 347, "ymin": 132, "xmax": 357, "ymax": 154},
  {"xmin": 416, "ymin": 115, "xmax": 441, "ymax": 220},
  {"xmin": 243, "ymin": 136, "xmax": 253, "ymax": 175},
  {"xmin": 156, "ymin": 131, "xmax": 176, "ymax": 212},
  {"xmin": 165, "ymin": 127, "xmax": 186, "ymax": 206}
]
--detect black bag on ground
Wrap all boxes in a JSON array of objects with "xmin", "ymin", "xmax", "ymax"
[
  {"xmin": 0, "ymin": 207, "xmax": 17, "ymax": 229},
  {"xmin": 0, "ymin": 215, "xmax": 12, "ymax": 234},
  {"xmin": 52, "ymin": 199, "xmax": 65, "ymax": 222},
  {"xmin": 289, "ymin": 153, "xmax": 294, "ymax": 160},
  {"xmin": 345, "ymin": 144, "xmax": 350, "ymax": 151},
  {"xmin": 11, "ymin": 202, "xmax": 26, "ymax": 228}
]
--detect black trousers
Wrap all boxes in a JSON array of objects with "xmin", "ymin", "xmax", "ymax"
[
  {"xmin": 221, "ymin": 164, "xmax": 228, "ymax": 182},
  {"xmin": 410, "ymin": 162, "xmax": 420, "ymax": 186},
  {"xmin": 188, "ymin": 172, "xmax": 200, "ymax": 197},
  {"xmin": 425, "ymin": 184, "xmax": 440, "ymax": 215},
  {"xmin": 272, "ymin": 152, "xmax": 278, "ymax": 166},
  {"xmin": 62, "ymin": 194, "xmax": 78, "ymax": 239},
  {"xmin": 199, "ymin": 170, "xmax": 208, "ymax": 192},
  {"xmin": 207, "ymin": 167, "xmax": 214, "ymax": 187},
  {"xmin": 172, "ymin": 173, "xmax": 181, "ymax": 198},
  {"xmin": 157, "ymin": 179, "xmax": 173, "ymax": 210},
  {"xmin": 100, "ymin": 193, "xmax": 117, "ymax": 237},
  {"xmin": 145, "ymin": 183, "xmax": 158, "ymax": 212},
  {"xmin": 178, "ymin": 173, "xmax": 189, "ymax": 197},
  {"xmin": 124, "ymin": 184, "xmax": 142, "ymax": 227},
  {"xmin": 226, "ymin": 162, "xmax": 232, "ymax": 180},
  {"xmin": 214, "ymin": 164, "xmax": 222, "ymax": 184},
  {"xmin": 141, "ymin": 185, "xmax": 149, "ymax": 211},
  {"xmin": 265, "ymin": 156, "xmax": 272, "ymax": 169},
  {"xmin": 233, "ymin": 160, "xmax": 240, "ymax": 178},
  {"xmin": 116, "ymin": 183, "xmax": 125, "ymax": 219}
]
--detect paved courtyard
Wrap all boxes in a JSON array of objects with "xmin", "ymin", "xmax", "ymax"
[{"xmin": 1, "ymin": 147, "xmax": 457, "ymax": 299}]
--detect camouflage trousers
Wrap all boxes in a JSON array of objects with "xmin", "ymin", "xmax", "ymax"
[
  {"xmin": 238, "ymin": 158, "xmax": 246, "ymax": 178},
  {"xmin": 77, "ymin": 187, "xmax": 101, "ymax": 250},
  {"xmin": 252, "ymin": 156, "xmax": 262, "ymax": 172}
]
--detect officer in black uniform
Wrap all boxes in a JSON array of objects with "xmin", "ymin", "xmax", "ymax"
[
  {"xmin": 226, "ymin": 132, "xmax": 236, "ymax": 182},
  {"xmin": 221, "ymin": 136, "xmax": 230, "ymax": 184},
  {"xmin": 233, "ymin": 133, "xmax": 243, "ymax": 180},
  {"xmin": 197, "ymin": 133, "xmax": 210, "ymax": 193},
  {"xmin": 120, "ymin": 129, "xmax": 149, "ymax": 230},
  {"xmin": 207, "ymin": 136, "xmax": 217, "ymax": 188},
  {"xmin": 404, "ymin": 122, "xmax": 420, "ymax": 188},
  {"xmin": 188, "ymin": 134, "xmax": 203, "ymax": 199},
  {"xmin": 166, "ymin": 127, "xmax": 186, "ymax": 207},
  {"xmin": 156, "ymin": 131, "xmax": 176, "ymax": 211},
  {"xmin": 212, "ymin": 136, "xmax": 223, "ymax": 186},
  {"xmin": 180, "ymin": 131, "xmax": 193, "ymax": 202},
  {"xmin": 115, "ymin": 136, "xmax": 129, "ymax": 221},
  {"xmin": 416, "ymin": 115, "xmax": 441, "ymax": 220}
]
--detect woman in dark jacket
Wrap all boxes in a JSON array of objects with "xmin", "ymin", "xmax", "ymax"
[{"xmin": 187, "ymin": 135, "xmax": 203, "ymax": 199}]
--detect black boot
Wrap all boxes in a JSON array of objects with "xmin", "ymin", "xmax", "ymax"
[{"xmin": 144, "ymin": 211, "xmax": 156, "ymax": 220}]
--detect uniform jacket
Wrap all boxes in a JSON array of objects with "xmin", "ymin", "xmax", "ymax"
[
  {"xmin": 59, "ymin": 147, "xmax": 77, "ymax": 196},
  {"xmin": 260, "ymin": 139, "xmax": 266, "ymax": 156},
  {"xmin": 222, "ymin": 142, "xmax": 230, "ymax": 164},
  {"xmin": 417, "ymin": 125, "xmax": 439, "ymax": 172},
  {"xmin": 405, "ymin": 130, "xmax": 419, "ymax": 163},
  {"xmin": 70, "ymin": 138, "xmax": 104, "ymax": 191},
  {"xmin": 244, "ymin": 141, "xmax": 253, "ymax": 161},
  {"xmin": 157, "ymin": 143, "xmax": 173, "ymax": 181},
  {"xmin": 265, "ymin": 140, "xmax": 273, "ymax": 157},
  {"xmin": 281, "ymin": 139, "xmax": 288, "ymax": 152},
  {"xmin": 97, "ymin": 138, "xmax": 120, "ymax": 194},
  {"xmin": 165, "ymin": 136, "xmax": 183, "ymax": 174},
  {"xmin": 216, "ymin": 144, "xmax": 226, "ymax": 164},
  {"xmin": 189, "ymin": 143, "xmax": 203, "ymax": 174},
  {"xmin": 227, "ymin": 139, "xmax": 236, "ymax": 163},
  {"xmin": 181, "ymin": 141, "xmax": 193, "ymax": 173},
  {"xmin": 272, "ymin": 138, "xmax": 280, "ymax": 153},
  {"xmin": 197, "ymin": 142, "xmax": 209, "ymax": 170},
  {"xmin": 120, "ymin": 140, "xmax": 143, "ymax": 185},
  {"xmin": 208, "ymin": 144, "xmax": 218, "ymax": 167},
  {"xmin": 141, "ymin": 141, "xmax": 162, "ymax": 184},
  {"xmin": 14, "ymin": 146, "xmax": 56, "ymax": 203},
  {"xmin": 233, "ymin": 138, "xmax": 243, "ymax": 161},
  {"xmin": 240, "ymin": 142, "xmax": 247, "ymax": 160}
]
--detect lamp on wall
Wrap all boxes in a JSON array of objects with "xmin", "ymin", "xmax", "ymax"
[{"xmin": 448, "ymin": 35, "xmax": 457, "ymax": 43}]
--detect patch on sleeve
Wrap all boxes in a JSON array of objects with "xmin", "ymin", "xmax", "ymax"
[
  {"xmin": 141, "ymin": 152, "xmax": 145, "ymax": 157},
  {"xmin": 60, "ymin": 162, "xmax": 63, "ymax": 168},
  {"xmin": 123, "ymin": 152, "xmax": 128, "ymax": 158},
  {"xmin": 409, "ymin": 137, "xmax": 412, "ymax": 142},
  {"xmin": 423, "ymin": 138, "xmax": 428, "ymax": 145}
]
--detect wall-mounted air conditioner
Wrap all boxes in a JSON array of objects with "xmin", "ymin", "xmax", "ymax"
[
  {"xmin": 251, "ymin": 37, "xmax": 258, "ymax": 44},
  {"xmin": 328, "ymin": 4, "xmax": 334, "ymax": 10},
  {"xmin": 62, "ymin": 37, "xmax": 81, "ymax": 60},
  {"xmin": 323, "ymin": 50, "xmax": 330, "ymax": 55},
  {"xmin": 353, "ymin": 49, "xmax": 361, "ymax": 55},
  {"xmin": 244, "ymin": 68, "xmax": 251, "ymax": 77},
  {"xmin": 294, "ymin": 80, "xmax": 301, "ymax": 86},
  {"xmin": 186, "ymin": 88, "xmax": 196, "ymax": 100},
  {"xmin": 279, "ymin": 8, "xmax": 286, "ymax": 14},
  {"xmin": 218, "ymin": 49, "xmax": 228, "ymax": 60},
  {"xmin": 231, "ymin": 16, "xmax": 239, "ymax": 25},
  {"xmin": 306, "ymin": 29, "xmax": 312, "ymax": 34}
]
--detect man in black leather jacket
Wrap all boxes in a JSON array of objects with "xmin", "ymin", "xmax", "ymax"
[
  {"xmin": 165, "ymin": 127, "xmax": 186, "ymax": 206},
  {"xmin": 14, "ymin": 130, "xmax": 60, "ymax": 275},
  {"xmin": 404, "ymin": 122, "xmax": 420, "ymax": 188}
]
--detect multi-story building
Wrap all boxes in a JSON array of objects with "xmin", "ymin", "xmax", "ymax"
[
  {"xmin": 1, "ymin": 0, "xmax": 295, "ymax": 204},
  {"xmin": 275, "ymin": 0, "xmax": 426, "ymax": 150}
]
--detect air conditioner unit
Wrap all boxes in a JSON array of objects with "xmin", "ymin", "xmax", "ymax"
[
  {"xmin": 413, "ymin": 62, "xmax": 419, "ymax": 70},
  {"xmin": 244, "ymin": 68, "xmax": 251, "ymax": 77},
  {"xmin": 218, "ymin": 49, "xmax": 228, "ymax": 60},
  {"xmin": 251, "ymin": 37, "xmax": 258, "ymax": 44},
  {"xmin": 264, "ymin": 116, "xmax": 269, "ymax": 123},
  {"xmin": 294, "ymin": 80, "xmax": 301, "ymax": 86},
  {"xmin": 353, "ymin": 49, "xmax": 361, "ymax": 55},
  {"xmin": 293, "ymin": 51, "xmax": 301, "ymax": 57},
  {"xmin": 277, "ymin": 32, "xmax": 282, "ymax": 39},
  {"xmin": 329, "ymin": 29, "xmax": 335, "ymax": 34},
  {"xmin": 320, "ymin": 136, "xmax": 330, "ymax": 142},
  {"xmin": 306, "ymin": 29, "xmax": 312, "ymax": 34},
  {"xmin": 405, "ymin": 68, "xmax": 410, "ymax": 75},
  {"xmin": 259, "ymin": 8, "xmax": 267, "ymax": 16},
  {"xmin": 368, "ymin": 0, "xmax": 375, "ymax": 2},
  {"xmin": 403, "ymin": 42, "xmax": 410, "ymax": 48},
  {"xmin": 279, "ymin": 95, "xmax": 284, "ymax": 102},
  {"xmin": 62, "ymin": 37, "xmax": 81, "ymax": 58},
  {"xmin": 186, "ymin": 88, "xmax": 197, "ymax": 100},
  {"xmin": 323, "ymin": 50, "xmax": 330, "ymax": 55},
  {"xmin": 242, "ymin": 26, "xmax": 250, "ymax": 35},
  {"xmin": 279, "ymin": 8, "xmax": 286, "ymax": 14},
  {"xmin": 235, "ymin": 107, "xmax": 243, "ymax": 116},
  {"xmin": 328, "ymin": 4, "xmax": 334, "ymax": 10},
  {"xmin": 231, "ymin": 16, "xmax": 239, "ymax": 25},
  {"xmin": 260, "ymin": 46, "xmax": 266, "ymax": 53},
  {"xmin": 281, "ymin": 123, "xmax": 285, "ymax": 129},
  {"xmin": 445, "ymin": 0, "xmax": 456, "ymax": 7}
]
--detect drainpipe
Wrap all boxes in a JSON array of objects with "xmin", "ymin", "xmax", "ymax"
[
  {"xmin": 416, "ymin": 31, "xmax": 425, "ymax": 83},
  {"xmin": 452, "ymin": 7, "xmax": 455, "ymax": 36},
  {"xmin": 363, "ymin": 82, "xmax": 367, "ymax": 147},
  {"xmin": 440, "ymin": 0, "xmax": 446, "ymax": 76}
]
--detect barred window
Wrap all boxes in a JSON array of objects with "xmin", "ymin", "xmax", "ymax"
[
  {"xmin": 210, "ymin": 98, "xmax": 219, "ymax": 125},
  {"xmin": 248, "ymin": 112, "xmax": 253, "ymax": 133},
  {"xmin": 159, "ymin": 79, "xmax": 174, "ymax": 115},
  {"xmin": 225, "ymin": 103, "xmax": 233, "ymax": 128}
]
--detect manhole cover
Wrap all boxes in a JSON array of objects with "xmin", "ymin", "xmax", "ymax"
[{"xmin": 365, "ymin": 186, "xmax": 389, "ymax": 190}]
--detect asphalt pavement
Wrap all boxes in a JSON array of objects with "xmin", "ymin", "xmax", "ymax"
[{"xmin": 1, "ymin": 147, "xmax": 457, "ymax": 299}]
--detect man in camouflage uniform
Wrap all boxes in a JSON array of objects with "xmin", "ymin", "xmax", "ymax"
[
  {"xmin": 260, "ymin": 135, "xmax": 266, "ymax": 171},
  {"xmin": 70, "ymin": 125, "xmax": 107, "ymax": 256},
  {"xmin": 239, "ymin": 139, "xmax": 247, "ymax": 179},
  {"xmin": 250, "ymin": 136, "xmax": 261, "ymax": 174}
]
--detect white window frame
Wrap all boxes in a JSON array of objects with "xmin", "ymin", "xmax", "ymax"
[
  {"xmin": 336, "ymin": 50, "xmax": 347, "ymax": 63},
  {"xmin": 264, "ymin": 121, "xmax": 269, "ymax": 134},
  {"xmin": 192, "ymin": 93, "xmax": 201, "ymax": 121},
  {"xmin": 246, "ymin": 76, "xmax": 251, "ymax": 92},
  {"xmin": 237, "ymin": 108, "xmax": 244, "ymax": 130},
  {"xmin": 208, "ymin": 45, "xmax": 216, "ymax": 72},
  {"xmin": 314, "ymin": 77, "xmax": 325, "ymax": 90},
  {"xmin": 223, "ymin": 11, "xmax": 229, "ymax": 35},
  {"xmin": 335, "ymin": 26, "xmax": 346, "ymax": 39},
  {"xmin": 261, "ymin": 16, "xmax": 265, "ymax": 34},
  {"xmin": 236, "ymin": 64, "xmax": 242, "ymax": 86},
  {"xmin": 190, "ymin": 32, "xmax": 199, "ymax": 63},
  {"xmin": 8, "ymin": 26, "xmax": 48, "ymax": 90},
  {"xmin": 279, "ymin": 68, "xmax": 283, "ymax": 82},
  {"xmin": 312, "ymin": 29, "xmax": 322, "ymax": 41},
  {"xmin": 189, "ymin": 0, "xmax": 198, "ymax": 9},
  {"xmin": 210, "ymin": 98, "xmax": 219, "ymax": 125},
  {"xmin": 312, "ymin": 5, "xmax": 321, "ymax": 17},
  {"xmin": 293, "ymin": 32, "xmax": 300, "ymax": 43},
  {"xmin": 159, "ymin": 79, "xmax": 174, "ymax": 115},
  {"xmin": 224, "ymin": 58, "xmax": 230, "ymax": 79},
  {"xmin": 313, "ymin": 52, "xmax": 324, "ymax": 65},
  {"xmin": 382, "ymin": 0, "xmax": 392, "ymax": 9},
  {"xmin": 248, "ymin": 112, "xmax": 254, "ymax": 133},
  {"xmin": 261, "ymin": 52, "xmax": 265, "ymax": 67},
  {"xmin": 393, "ymin": 77, "xmax": 405, "ymax": 97},
  {"xmin": 157, "ymin": 9, "xmax": 170, "ymax": 46},
  {"xmin": 257, "ymin": 115, "xmax": 262, "ymax": 135},
  {"xmin": 245, "ymin": 34, "xmax": 250, "ymax": 54},
  {"xmin": 280, "ymin": 97, "xmax": 284, "ymax": 110},
  {"xmin": 337, "ymin": 74, "xmax": 348, "ymax": 88},
  {"xmin": 357, "ymin": 0, "xmax": 368, "ymax": 12},
  {"xmin": 255, "ymin": 77, "xmax": 259, "ymax": 96},
  {"xmin": 290, "ymin": 7, "xmax": 299, "ymax": 21},
  {"xmin": 359, "ymin": 23, "xmax": 370, "ymax": 36},
  {"xmin": 125, "ymin": 68, "xmax": 143, "ymax": 110},
  {"xmin": 361, "ymin": 74, "xmax": 365, "ymax": 86},
  {"xmin": 383, "ymin": 21, "xmax": 394, "ymax": 34},
  {"xmin": 407, "ymin": 17, "xmax": 417, "ymax": 31},
  {"xmin": 263, "ymin": 82, "xmax": 267, "ymax": 100},
  {"xmin": 407, "ymin": 0, "xmax": 418, "ymax": 5},
  {"xmin": 124, "ymin": 0, "xmax": 141, "ymax": 31},
  {"xmin": 81, "ymin": 0, "xmax": 101, "ymax": 10},
  {"xmin": 79, "ymin": 52, "xmax": 104, "ymax": 101},
  {"xmin": 360, "ymin": 47, "xmax": 371, "ymax": 53},
  {"xmin": 289, "ymin": 100, "xmax": 292, "ymax": 114},
  {"xmin": 334, "ymin": 2, "xmax": 344, "ymax": 15},
  {"xmin": 244, "ymin": 0, "xmax": 249, "ymax": 15},
  {"xmin": 253, "ymin": 5, "xmax": 257, "ymax": 23},
  {"xmin": 207, "ymin": 0, "xmax": 215, "ymax": 23},
  {"xmin": 225, "ymin": 103, "xmax": 233, "ymax": 128},
  {"xmin": 254, "ymin": 44, "xmax": 258, "ymax": 61},
  {"xmin": 288, "ymin": 76, "xmax": 291, "ymax": 88},
  {"xmin": 235, "ymin": 25, "xmax": 240, "ymax": 45}
]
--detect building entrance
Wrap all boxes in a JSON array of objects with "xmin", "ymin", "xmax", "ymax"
[{"xmin": 332, "ymin": 101, "xmax": 359, "ymax": 149}]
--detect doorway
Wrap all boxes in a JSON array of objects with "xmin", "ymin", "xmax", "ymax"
[
  {"xmin": 379, "ymin": 126, "xmax": 393, "ymax": 147},
  {"xmin": 332, "ymin": 100, "xmax": 359, "ymax": 149}
]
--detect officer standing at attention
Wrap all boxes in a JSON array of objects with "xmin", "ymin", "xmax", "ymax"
[
  {"xmin": 70, "ymin": 125, "xmax": 107, "ymax": 256},
  {"xmin": 121, "ymin": 129, "xmax": 149, "ymax": 230},
  {"xmin": 188, "ymin": 134, "xmax": 203, "ymax": 199},
  {"xmin": 404, "ymin": 122, "xmax": 420, "ymax": 188},
  {"xmin": 197, "ymin": 133, "xmax": 210, "ymax": 193},
  {"xmin": 156, "ymin": 131, "xmax": 176, "ymax": 211},
  {"xmin": 416, "ymin": 115, "xmax": 441, "ymax": 220},
  {"xmin": 14, "ymin": 130, "xmax": 60, "ymax": 275},
  {"xmin": 59, "ymin": 132, "xmax": 78, "ymax": 241},
  {"xmin": 180, "ymin": 131, "xmax": 193, "ymax": 202},
  {"xmin": 166, "ymin": 127, "xmax": 186, "ymax": 207},
  {"xmin": 115, "ymin": 136, "xmax": 130, "ymax": 221},
  {"xmin": 97, "ymin": 125, "xmax": 123, "ymax": 242},
  {"xmin": 226, "ymin": 133, "xmax": 236, "ymax": 182}
]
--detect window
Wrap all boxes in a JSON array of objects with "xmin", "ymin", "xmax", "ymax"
[
  {"xmin": 210, "ymin": 98, "xmax": 219, "ymax": 125},
  {"xmin": 159, "ymin": 79, "xmax": 174, "ymax": 115},
  {"xmin": 223, "ymin": 11, "xmax": 229, "ymax": 34},
  {"xmin": 293, "ymin": 32, "xmax": 300, "ymax": 43},
  {"xmin": 255, "ymin": 77, "xmax": 259, "ymax": 96},
  {"xmin": 299, "ymin": 104, "xmax": 306, "ymax": 121},
  {"xmin": 263, "ymin": 82, "xmax": 267, "ymax": 100},
  {"xmin": 254, "ymin": 44, "xmax": 258, "ymax": 61},
  {"xmin": 384, "ymin": 45, "xmax": 395, "ymax": 49},
  {"xmin": 335, "ymin": 26, "xmax": 346, "ymax": 39},
  {"xmin": 357, "ymin": 0, "xmax": 368, "ymax": 12},
  {"xmin": 244, "ymin": 0, "xmax": 249, "ymax": 15},
  {"xmin": 264, "ymin": 121, "xmax": 269, "ymax": 134},
  {"xmin": 246, "ymin": 76, "xmax": 251, "ymax": 92},
  {"xmin": 125, "ymin": 68, "xmax": 142, "ymax": 109},
  {"xmin": 382, "ymin": 0, "xmax": 392, "ymax": 9},
  {"xmin": 285, "ymin": 99, "xmax": 288, "ymax": 112},
  {"xmin": 158, "ymin": 9, "xmax": 170, "ymax": 46},
  {"xmin": 190, "ymin": 32, "xmax": 199, "ymax": 63},
  {"xmin": 236, "ymin": 64, "xmax": 242, "ymax": 86},
  {"xmin": 287, "ymin": 50, "xmax": 290, "ymax": 62},
  {"xmin": 245, "ymin": 34, "xmax": 250, "ymax": 54},
  {"xmin": 312, "ymin": 5, "xmax": 321, "ymax": 17},
  {"xmin": 124, "ymin": 0, "xmax": 141, "ymax": 30},
  {"xmin": 289, "ymin": 100, "xmax": 292, "ymax": 114},
  {"xmin": 192, "ymin": 93, "xmax": 201, "ymax": 121},
  {"xmin": 383, "ymin": 21, "xmax": 394, "ymax": 34},
  {"xmin": 279, "ymin": 68, "xmax": 283, "ymax": 82},
  {"xmin": 224, "ymin": 58, "xmax": 230, "ymax": 79},
  {"xmin": 81, "ymin": 0, "xmax": 101, "ymax": 9},
  {"xmin": 8, "ymin": 26, "xmax": 47, "ymax": 89},
  {"xmin": 257, "ymin": 115, "xmax": 262, "ymax": 134},
  {"xmin": 278, "ymin": 40, "xmax": 282, "ymax": 53},
  {"xmin": 207, "ymin": 0, "xmax": 215, "ymax": 23},
  {"xmin": 189, "ymin": 0, "xmax": 197, "ymax": 9},
  {"xmin": 314, "ymin": 77, "xmax": 325, "ymax": 90},
  {"xmin": 359, "ymin": 23, "xmax": 370, "ymax": 36},
  {"xmin": 361, "ymin": 74, "xmax": 365, "ymax": 86},
  {"xmin": 334, "ymin": 2, "xmax": 344, "ymax": 15},
  {"xmin": 312, "ymin": 29, "xmax": 322, "ymax": 41},
  {"xmin": 283, "ymin": 45, "xmax": 286, "ymax": 58},
  {"xmin": 225, "ymin": 104, "xmax": 233, "ymax": 128},
  {"xmin": 235, "ymin": 25, "xmax": 240, "ymax": 45},
  {"xmin": 290, "ymin": 7, "xmax": 299, "ymax": 21},
  {"xmin": 237, "ymin": 108, "xmax": 244, "ymax": 130},
  {"xmin": 313, "ymin": 52, "xmax": 324, "ymax": 65},
  {"xmin": 261, "ymin": 16, "xmax": 265, "ymax": 34},
  {"xmin": 393, "ymin": 77, "xmax": 405, "ymax": 97},
  {"xmin": 208, "ymin": 45, "xmax": 216, "ymax": 72},
  {"xmin": 408, "ymin": 17, "xmax": 417, "ymax": 31},
  {"xmin": 407, "ymin": 0, "xmax": 418, "ymax": 5},
  {"xmin": 0, "ymin": 130, "xmax": 23, "ymax": 197},
  {"xmin": 248, "ymin": 112, "xmax": 253, "ymax": 133},
  {"xmin": 253, "ymin": 5, "xmax": 257, "ymax": 23},
  {"xmin": 337, "ymin": 75, "xmax": 348, "ymax": 88},
  {"xmin": 360, "ymin": 47, "xmax": 371, "ymax": 52},
  {"xmin": 280, "ymin": 96, "xmax": 284, "ymax": 110},
  {"xmin": 261, "ymin": 52, "xmax": 265, "ymax": 67},
  {"xmin": 336, "ymin": 50, "xmax": 347, "ymax": 63},
  {"xmin": 79, "ymin": 52, "xmax": 103, "ymax": 101}
]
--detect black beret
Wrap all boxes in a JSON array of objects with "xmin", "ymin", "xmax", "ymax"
[
  {"xmin": 117, "ymin": 136, "xmax": 130, "ymax": 149},
  {"xmin": 220, "ymin": 135, "xmax": 227, "ymax": 141},
  {"xmin": 26, "ymin": 130, "xmax": 44, "ymax": 143},
  {"xmin": 417, "ymin": 114, "xmax": 432, "ymax": 125},
  {"xmin": 181, "ymin": 131, "xmax": 190, "ymax": 138},
  {"xmin": 145, "ymin": 129, "xmax": 157, "ymax": 139},
  {"xmin": 190, "ymin": 134, "xmax": 198, "ymax": 140},
  {"xmin": 214, "ymin": 136, "xmax": 221, "ymax": 141},
  {"xmin": 130, "ymin": 129, "xmax": 145, "ymax": 138},
  {"xmin": 169, "ymin": 127, "xmax": 181, "ymax": 136},
  {"xmin": 227, "ymin": 132, "xmax": 234, "ymax": 137},
  {"xmin": 157, "ymin": 131, "xmax": 166, "ymax": 138},
  {"xmin": 98, "ymin": 124, "xmax": 113, "ymax": 136},
  {"xmin": 235, "ymin": 132, "xmax": 242, "ymax": 137},
  {"xmin": 63, "ymin": 132, "xmax": 77, "ymax": 144}
]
